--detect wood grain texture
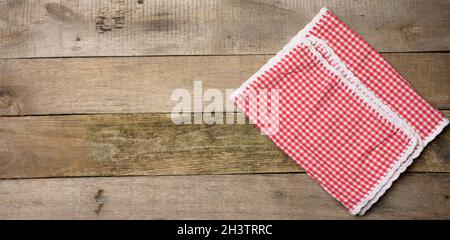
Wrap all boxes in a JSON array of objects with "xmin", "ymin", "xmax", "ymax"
[
  {"xmin": 0, "ymin": 111, "xmax": 448, "ymax": 179},
  {"xmin": 1, "ymin": 0, "xmax": 449, "ymax": 58},
  {"xmin": 0, "ymin": 173, "xmax": 448, "ymax": 219},
  {"xmin": 1, "ymin": 53, "xmax": 448, "ymax": 116}
]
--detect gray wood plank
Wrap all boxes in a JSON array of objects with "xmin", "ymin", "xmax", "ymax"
[
  {"xmin": 0, "ymin": 173, "xmax": 448, "ymax": 219},
  {"xmin": 1, "ymin": 53, "xmax": 448, "ymax": 116},
  {"xmin": 0, "ymin": 111, "xmax": 448, "ymax": 179},
  {"xmin": 1, "ymin": 0, "xmax": 449, "ymax": 58}
]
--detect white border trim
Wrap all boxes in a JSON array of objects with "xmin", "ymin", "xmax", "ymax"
[{"xmin": 424, "ymin": 118, "xmax": 449, "ymax": 146}]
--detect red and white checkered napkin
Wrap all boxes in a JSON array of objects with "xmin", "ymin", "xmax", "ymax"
[{"xmin": 230, "ymin": 8, "xmax": 448, "ymax": 215}]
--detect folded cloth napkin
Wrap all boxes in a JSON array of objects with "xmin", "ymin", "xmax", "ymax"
[
  {"xmin": 300, "ymin": 8, "xmax": 448, "ymax": 145},
  {"xmin": 310, "ymin": 38, "xmax": 424, "ymax": 214},
  {"xmin": 230, "ymin": 8, "xmax": 448, "ymax": 215}
]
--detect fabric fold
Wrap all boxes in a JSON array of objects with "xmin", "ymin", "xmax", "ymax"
[{"xmin": 230, "ymin": 7, "xmax": 448, "ymax": 215}]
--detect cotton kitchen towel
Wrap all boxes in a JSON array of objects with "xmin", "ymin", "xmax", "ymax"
[
  {"xmin": 230, "ymin": 39, "xmax": 418, "ymax": 215},
  {"xmin": 299, "ymin": 8, "xmax": 448, "ymax": 146},
  {"xmin": 310, "ymin": 37, "xmax": 429, "ymax": 214},
  {"xmin": 230, "ymin": 8, "xmax": 448, "ymax": 215}
]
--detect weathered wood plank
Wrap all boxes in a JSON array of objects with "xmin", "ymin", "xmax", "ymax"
[
  {"xmin": 0, "ymin": 173, "xmax": 448, "ymax": 219},
  {"xmin": 1, "ymin": 0, "xmax": 449, "ymax": 58},
  {"xmin": 1, "ymin": 53, "xmax": 448, "ymax": 116},
  {"xmin": 0, "ymin": 111, "xmax": 448, "ymax": 179}
]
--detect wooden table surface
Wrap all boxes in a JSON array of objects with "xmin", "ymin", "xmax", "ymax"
[{"xmin": 0, "ymin": 0, "xmax": 449, "ymax": 219}]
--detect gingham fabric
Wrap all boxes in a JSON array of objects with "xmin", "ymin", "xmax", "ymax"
[
  {"xmin": 230, "ymin": 8, "xmax": 448, "ymax": 215},
  {"xmin": 310, "ymin": 37, "xmax": 424, "ymax": 214},
  {"xmin": 303, "ymin": 8, "xmax": 448, "ymax": 145}
]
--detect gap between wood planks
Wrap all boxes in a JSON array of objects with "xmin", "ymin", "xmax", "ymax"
[{"xmin": 3, "ymin": 50, "xmax": 450, "ymax": 60}]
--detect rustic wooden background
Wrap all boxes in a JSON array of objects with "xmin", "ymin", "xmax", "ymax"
[{"xmin": 0, "ymin": 0, "xmax": 449, "ymax": 219}]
